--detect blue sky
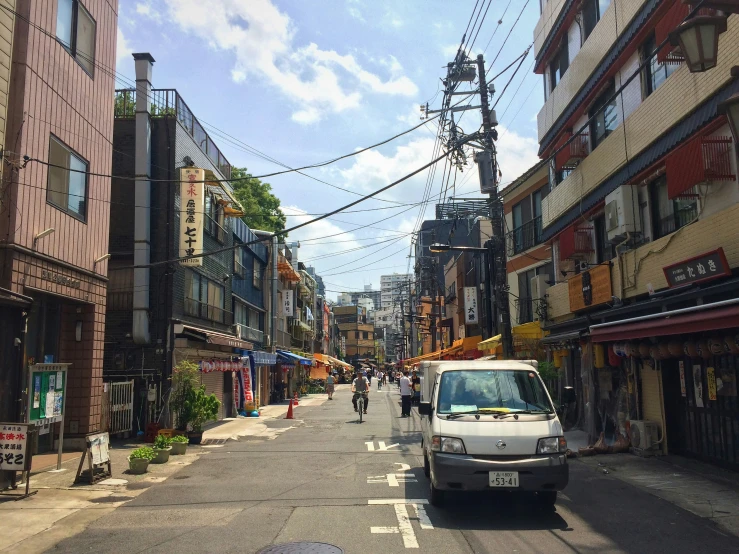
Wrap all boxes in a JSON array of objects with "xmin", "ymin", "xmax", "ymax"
[{"xmin": 118, "ymin": 0, "xmax": 543, "ymax": 301}]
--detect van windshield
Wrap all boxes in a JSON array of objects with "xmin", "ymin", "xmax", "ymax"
[{"xmin": 436, "ymin": 370, "xmax": 554, "ymax": 415}]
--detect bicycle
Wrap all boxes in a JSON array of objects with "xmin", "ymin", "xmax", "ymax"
[{"xmin": 356, "ymin": 392, "xmax": 368, "ymax": 423}]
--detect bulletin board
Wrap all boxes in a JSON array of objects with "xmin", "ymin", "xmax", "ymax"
[{"xmin": 27, "ymin": 364, "xmax": 68, "ymax": 424}]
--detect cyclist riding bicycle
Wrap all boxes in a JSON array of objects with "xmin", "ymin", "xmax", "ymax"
[{"xmin": 352, "ymin": 371, "xmax": 370, "ymax": 414}]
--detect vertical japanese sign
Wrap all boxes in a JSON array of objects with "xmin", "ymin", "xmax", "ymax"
[
  {"xmin": 283, "ymin": 289, "xmax": 294, "ymax": 316},
  {"xmin": 179, "ymin": 168, "xmax": 205, "ymax": 266},
  {"xmin": 707, "ymin": 367, "xmax": 717, "ymax": 401},
  {"xmin": 464, "ymin": 287, "xmax": 478, "ymax": 324},
  {"xmin": 693, "ymin": 364, "xmax": 704, "ymax": 408},
  {"xmin": 0, "ymin": 424, "xmax": 30, "ymax": 470},
  {"xmin": 678, "ymin": 361, "xmax": 687, "ymax": 397}
]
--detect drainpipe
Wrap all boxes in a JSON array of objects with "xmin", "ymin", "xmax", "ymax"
[
  {"xmin": 132, "ymin": 53, "xmax": 155, "ymax": 345},
  {"xmin": 271, "ymin": 234, "xmax": 278, "ymax": 355}
]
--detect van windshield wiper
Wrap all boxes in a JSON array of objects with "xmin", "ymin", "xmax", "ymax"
[
  {"xmin": 495, "ymin": 409, "xmax": 551, "ymax": 420},
  {"xmin": 445, "ymin": 410, "xmax": 480, "ymax": 419}
]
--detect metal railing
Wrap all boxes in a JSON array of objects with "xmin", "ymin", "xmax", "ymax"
[
  {"xmin": 114, "ymin": 88, "xmax": 231, "ymax": 179},
  {"xmin": 515, "ymin": 296, "xmax": 534, "ymax": 325},
  {"xmin": 445, "ymin": 284, "xmax": 457, "ymax": 302},
  {"xmin": 237, "ymin": 324, "xmax": 264, "ymax": 344},
  {"xmin": 657, "ymin": 203, "xmax": 698, "ymax": 238},
  {"xmin": 275, "ymin": 329, "xmax": 292, "ymax": 349},
  {"xmin": 205, "ymin": 214, "xmax": 226, "ymax": 244},
  {"xmin": 184, "ymin": 297, "xmax": 233, "ymax": 325},
  {"xmin": 507, "ymin": 216, "xmax": 543, "ymax": 256}
]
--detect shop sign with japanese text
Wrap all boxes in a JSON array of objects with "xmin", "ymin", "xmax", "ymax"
[
  {"xmin": 179, "ymin": 168, "xmax": 205, "ymax": 266},
  {"xmin": 0, "ymin": 423, "xmax": 31, "ymax": 471},
  {"xmin": 663, "ymin": 248, "xmax": 730, "ymax": 288},
  {"xmin": 283, "ymin": 289, "xmax": 294, "ymax": 317},
  {"xmin": 568, "ymin": 264, "xmax": 612, "ymax": 312},
  {"xmin": 464, "ymin": 287, "xmax": 478, "ymax": 324}
]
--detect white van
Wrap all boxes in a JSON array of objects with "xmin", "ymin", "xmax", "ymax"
[{"xmin": 418, "ymin": 360, "xmax": 576, "ymax": 507}]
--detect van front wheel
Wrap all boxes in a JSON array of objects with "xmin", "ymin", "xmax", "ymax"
[
  {"xmin": 429, "ymin": 481, "xmax": 445, "ymax": 507},
  {"xmin": 423, "ymin": 452, "xmax": 430, "ymax": 478},
  {"xmin": 537, "ymin": 491, "xmax": 557, "ymax": 507}
]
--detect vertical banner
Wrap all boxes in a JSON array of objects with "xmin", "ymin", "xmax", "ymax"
[
  {"xmin": 283, "ymin": 289, "xmax": 294, "ymax": 316},
  {"xmin": 693, "ymin": 364, "xmax": 704, "ymax": 407},
  {"xmin": 678, "ymin": 361, "xmax": 687, "ymax": 397},
  {"xmin": 179, "ymin": 168, "xmax": 205, "ymax": 266},
  {"xmin": 707, "ymin": 367, "xmax": 717, "ymax": 401},
  {"xmin": 464, "ymin": 287, "xmax": 478, "ymax": 324}
]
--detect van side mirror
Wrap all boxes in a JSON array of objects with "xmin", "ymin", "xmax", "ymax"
[
  {"xmin": 561, "ymin": 386, "xmax": 576, "ymax": 405},
  {"xmin": 418, "ymin": 402, "xmax": 432, "ymax": 416}
]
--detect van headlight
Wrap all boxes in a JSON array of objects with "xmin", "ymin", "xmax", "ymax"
[
  {"xmin": 431, "ymin": 436, "xmax": 466, "ymax": 454},
  {"xmin": 537, "ymin": 436, "xmax": 567, "ymax": 454}
]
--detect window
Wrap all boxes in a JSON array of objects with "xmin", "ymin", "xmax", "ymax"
[
  {"xmin": 233, "ymin": 246, "xmax": 244, "ymax": 278},
  {"xmin": 517, "ymin": 269, "xmax": 536, "ymax": 324},
  {"xmin": 363, "ymin": 331, "xmax": 369, "ymax": 339},
  {"xmin": 47, "ymin": 135, "xmax": 88, "ymax": 220},
  {"xmin": 235, "ymin": 301, "xmax": 260, "ymax": 330},
  {"xmin": 56, "ymin": 0, "xmax": 96, "ymax": 75},
  {"xmin": 583, "ymin": 0, "xmax": 611, "ymax": 40},
  {"xmin": 590, "ymin": 81, "xmax": 618, "ymax": 149},
  {"xmin": 650, "ymin": 176, "xmax": 698, "ymax": 239},
  {"xmin": 355, "ymin": 331, "xmax": 360, "ymax": 339},
  {"xmin": 642, "ymin": 34, "xmax": 678, "ymax": 98},
  {"xmin": 204, "ymin": 192, "xmax": 225, "ymax": 243},
  {"xmin": 253, "ymin": 258, "xmax": 262, "ymax": 289},
  {"xmin": 593, "ymin": 214, "xmax": 615, "ymax": 263},
  {"xmin": 549, "ymin": 43, "xmax": 569, "ymax": 91},
  {"xmin": 185, "ymin": 271, "xmax": 226, "ymax": 323}
]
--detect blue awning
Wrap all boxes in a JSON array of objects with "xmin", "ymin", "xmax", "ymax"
[
  {"xmin": 250, "ymin": 351, "xmax": 277, "ymax": 366},
  {"xmin": 277, "ymin": 350, "xmax": 313, "ymax": 366}
]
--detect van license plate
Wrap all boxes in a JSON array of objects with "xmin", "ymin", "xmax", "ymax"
[{"xmin": 489, "ymin": 471, "xmax": 519, "ymax": 487}]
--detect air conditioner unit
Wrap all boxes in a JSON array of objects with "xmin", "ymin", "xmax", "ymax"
[
  {"xmin": 629, "ymin": 420, "xmax": 661, "ymax": 454},
  {"xmin": 530, "ymin": 275, "xmax": 550, "ymax": 321},
  {"xmin": 605, "ymin": 185, "xmax": 641, "ymax": 242}
]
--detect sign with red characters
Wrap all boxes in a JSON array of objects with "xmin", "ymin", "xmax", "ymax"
[{"xmin": 0, "ymin": 424, "xmax": 31, "ymax": 471}]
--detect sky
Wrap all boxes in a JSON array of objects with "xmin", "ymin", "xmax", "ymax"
[{"xmin": 117, "ymin": 0, "xmax": 543, "ymax": 302}]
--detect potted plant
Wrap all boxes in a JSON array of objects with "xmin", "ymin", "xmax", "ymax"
[
  {"xmin": 170, "ymin": 360, "xmax": 200, "ymax": 432},
  {"xmin": 151, "ymin": 434, "xmax": 172, "ymax": 464},
  {"xmin": 128, "ymin": 447, "xmax": 156, "ymax": 474},
  {"xmin": 183, "ymin": 385, "xmax": 221, "ymax": 444},
  {"xmin": 170, "ymin": 434, "xmax": 189, "ymax": 455}
]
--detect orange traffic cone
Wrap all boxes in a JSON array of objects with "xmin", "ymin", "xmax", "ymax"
[
  {"xmin": 285, "ymin": 399, "xmax": 294, "ymax": 420},
  {"xmin": 293, "ymin": 391, "xmax": 299, "ymax": 406}
]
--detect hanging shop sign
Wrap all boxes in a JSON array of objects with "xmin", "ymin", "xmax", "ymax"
[
  {"xmin": 707, "ymin": 367, "xmax": 717, "ymax": 401},
  {"xmin": 679, "ymin": 361, "xmax": 687, "ymax": 397},
  {"xmin": 179, "ymin": 168, "xmax": 205, "ymax": 266},
  {"xmin": 464, "ymin": 287, "xmax": 478, "ymax": 324},
  {"xmin": 663, "ymin": 248, "xmax": 730, "ymax": 288},
  {"xmin": 283, "ymin": 289, "xmax": 294, "ymax": 317},
  {"xmin": 693, "ymin": 364, "xmax": 704, "ymax": 408},
  {"xmin": 568, "ymin": 264, "xmax": 612, "ymax": 312},
  {"xmin": 200, "ymin": 360, "xmax": 244, "ymax": 372}
]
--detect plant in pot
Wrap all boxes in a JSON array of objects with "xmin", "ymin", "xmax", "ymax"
[
  {"xmin": 170, "ymin": 434, "xmax": 189, "ymax": 455},
  {"xmin": 128, "ymin": 447, "xmax": 156, "ymax": 474},
  {"xmin": 151, "ymin": 434, "xmax": 172, "ymax": 464},
  {"xmin": 170, "ymin": 360, "xmax": 200, "ymax": 432},
  {"xmin": 183, "ymin": 385, "xmax": 221, "ymax": 444}
]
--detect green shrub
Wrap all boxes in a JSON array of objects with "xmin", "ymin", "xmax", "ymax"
[
  {"xmin": 153, "ymin": 434, "xmax": 171, "ymax": 449},
  {"xmin": 170, "ymin": 435, "xmax": 189, "ymax": 443},
  {"xmin": 130, "ymin": 447, "xmax": 156, "ymax": 461}
]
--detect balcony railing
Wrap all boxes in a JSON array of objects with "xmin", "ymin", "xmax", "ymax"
[
  {"xmin": 114, "ymin": 88, "xmax": 231, "ymax": 179},
  {"xmin": 507, "ymin": 216, "xmax": 543, "ymax": 256},
  {"xmin": 515, "ymin": 296, "xmax": 534, "ymax": 325},
  {"xmin": 184, "ymin": 297, "xmax": 233, "ymax": 325},
  {"xmin": 205, "ymin": 214, "xmax": 226, "ymax": 244},
  {"xmin": 275, "ymin": 329, "xmax": 292, "ymax": 349},
  {"xmin": 236, "ymin": 323, "xmax": 263, "ymax": 344},
  {"xmin": 656, "ymin": 203, "xmax": 698, "ymax": 239}
]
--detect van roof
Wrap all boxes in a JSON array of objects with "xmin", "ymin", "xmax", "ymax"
[{"xmin": 430, "ymin": 360, "xmax": 539, "ymax": 374}]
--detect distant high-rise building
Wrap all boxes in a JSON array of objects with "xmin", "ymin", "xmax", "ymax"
[
  {"xmin": 305, "ymin": 266, "xmax": 325, "ymax": 297},
  {"xmin": 380, "ymin": 273, "xmax": 411, "ymax": 309}
]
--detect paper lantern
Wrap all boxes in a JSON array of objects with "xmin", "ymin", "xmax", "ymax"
[
  {"xmin": 625, "ymin": 342, "xmax": 638, "ymax": 358},
  {"xmin": 684, "ymin": 341, "xmax": 698, "ymax": 358},
  {"xmin": 724, "ymin": 335, "xmax": 739, "ymax": 355},
  {"xmin": 608, "ymin": 347, "xmax": 621, "ymax": 367},
  {"xmin": 658, "ymin": 343, "xmax": 671, "ymax": 359},
  {"xmin": 594, "ymin": 344, "xmax": 605, "ymax": 369},
  {"xmin": 649, "ymin": 345, "xmax": 663, "ymax": 360},
  {"xmin": 553, "ymin": 350, "xmax": 563, "ymax": 368},
  {"xmin": 696, "ymin": 340, "xmax": 711, "ymax": 360},
  {"xmin": 668, "ymin": 340, "xmax": 683, "ymax": 358},
  {"xmin": 638, "ymin": 342, "xmax": 651, "ymax": 358},
  {"xmin": 612, "ymin": 343, "xmax": 620, "ymax": 357},
  {"xmin": 708, "ymin": 338, "xmax": 724, "ymax": 356}
]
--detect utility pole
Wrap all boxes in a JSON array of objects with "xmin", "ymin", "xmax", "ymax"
[{"xmin": 475, "ymin": 54, "xmax": 513, "ymax": 359}]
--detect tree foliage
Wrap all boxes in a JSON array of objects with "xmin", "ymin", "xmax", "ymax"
[{"xmin": 230, "ymin": 167, "xmax": 287, "ymax": 234}]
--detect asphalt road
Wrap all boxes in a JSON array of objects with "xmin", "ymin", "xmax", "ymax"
[{"xmin": 50, "ymin": 383, "xmax": 739, "ymax": 553}]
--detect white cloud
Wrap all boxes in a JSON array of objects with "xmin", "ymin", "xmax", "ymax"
[
  {"xmin": 136, "ymin": 1, "xmax": 162, "ymax": 22},
  {"xmin": 116, "ymin": 27, "xmax": 132, "ymax": 67},
  {"xmin": 347, "ymin": 0, "xmax": 365, "ymax": 22},
  {"xmin": 495, "ymin": 126, "xmax": 541, "ymax": 185},
  {"xmin": 161, "ymin": 0, "xmax": 418, "ymax": 124}
]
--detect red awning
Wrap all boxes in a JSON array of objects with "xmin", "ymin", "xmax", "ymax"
[{"xmin": 590, "ymin": 304, "xmax": 739, "ymax": 342}]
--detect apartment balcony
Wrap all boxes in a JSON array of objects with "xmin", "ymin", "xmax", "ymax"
[
  {"xmin": 114, "ymin": 88, "xmax": 231, "ymax": 178},
  {"xmin": 184, "ymin": 297, "xmax": 233, "ymax": 325},
  {"xmin": 506, "ymin": 216, "xmax": 543, "ymax": 257},
  {"xmin": 235, "ymin": 323, "xmax": 263, "ymax": 344},
  {"xmin": 445, "ymin": 285, "xmax": 457, "ymax": 303},
  {"xmin": 275, "ymin": 329, "xmax": 292, "ymax": 349}
]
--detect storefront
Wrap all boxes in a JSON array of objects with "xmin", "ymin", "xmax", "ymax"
[
  {"xmin": 245, "ymin": 350, "xmax": 277, "ymax": 408},
  {"xmin": 590, "ymin": 298, "xmax": 739, "ymax": 470},
  {"xmin": 276, "ymin": 350, "xmax": 313, "ymax": 398}
]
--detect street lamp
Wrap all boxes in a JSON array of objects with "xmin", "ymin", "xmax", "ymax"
[
  {"xmin": 429, "ymin": 243, "xmax": 487, "ymax": 253},
  {"xmin": 670, "ymin": 15, "xmax": 727, "ymax": 73}
]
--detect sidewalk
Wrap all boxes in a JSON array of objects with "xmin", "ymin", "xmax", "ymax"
[
  {"xmin": 1, "ymin": 393, "xmax": 329, "ymax": 553},
  {"xmin": 576, "ymin": 451, "xmax": 739, "ymax": 538}
]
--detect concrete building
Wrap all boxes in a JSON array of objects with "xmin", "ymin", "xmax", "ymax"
[
  {"xmin": 533, "ymin": 0, "xmax": 739, "ymax": 468},
  {"xmin": 333, "ymin": 305, "xmax": 375, "ymax": 365},
  {"xmin": 0, "ymin": 0, "xmax": 118, "ymax": 473},
  {"xmin": 380, "ymin": 273, "xmax": 411, "ymax": 309}
]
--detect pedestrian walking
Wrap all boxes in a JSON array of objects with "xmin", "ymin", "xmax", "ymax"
[
  {"xmin": 326, "ymin": 372, "xmax": 336, "ymax": 400},
  {"xmin": 377, "ymin": 370, "xmax": 384, "ymax": 390},
  {"xmin": 399, "ymin": 371, "xmax": 412, "ymax": 417},
  {"xmin": 411, "ymin": 371, "xmax": 421, "ymax": 405}
]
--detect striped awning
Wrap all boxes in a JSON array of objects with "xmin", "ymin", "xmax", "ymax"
[
  {"xmin": 277, "ymin": 350, "xmax": 313, "ymax": 366},
  {"xmin": 250, "ymin": 350, "xmax": 277, "ymax": 366}
]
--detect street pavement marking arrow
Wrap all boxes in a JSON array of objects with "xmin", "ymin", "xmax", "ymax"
[
  {"xmin": 365, "ymin": 442, "xmax": 375, "ymax": 451},
  {"xmin": 378, "ymin": 441, "xmax": 400, "ymax": 451}
]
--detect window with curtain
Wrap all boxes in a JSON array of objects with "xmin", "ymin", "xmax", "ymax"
[
  {"xmin": 590, "ymin": 81, "xmax": 618, "ymax": 149},
  {"xmin": 650, "ymin": 176, "xmax": 698, "ymax": 239},
  {"xmin": 185, "ymin": 270, "xmax": 225, "ymax": 322},
  {"xmin": 56, "ymin": 0, "xmax": 96, "ymax": 76},
  {"xmin": 47, "ymin": 135, "xmax": 88, "ymax": 220},
  {"xmin": 253, "ymin": 258, "xmax": 262, "ymax": 289},
  {"xmin": 642, "ymin": 33, "xmax": 678, "ymax": 98},
  {"xmin": 583, "ymin": 0, "xmax": 611, "ymax": 40},
  {"xmin": 549, "ymin": 43, "xmax": 569, "ymax": 92}
]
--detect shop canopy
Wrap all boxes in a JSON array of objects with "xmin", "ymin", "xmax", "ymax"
[
  {"xmin": 512, "ymin": 321, "xmax": 546, "ymax": 340},
  {"xmin": 277, "ymin": 350, "xmax": 313, "ymax": 366},
  {"xmin": 249, "ymin": 351, "xmax": 277, "ymax": 366},
  {"xmin": 326, "ymin": 356, "xmax": 353, "ymax": 370},
  {"xmin": 174, "ymin": 322, "xmax": 254, "ymax": 350},
  {"xmin": 478, "ymin": 334, "xmax": 502, "ymax": 352},
  {"xmin": 589, "ymin": 300, "xmax": 739, "ymax": 342}
]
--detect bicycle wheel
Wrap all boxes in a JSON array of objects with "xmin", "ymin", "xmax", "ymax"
[{"xmin": 359, "ymin": 399, "xmax": 363, "ymax": 423}]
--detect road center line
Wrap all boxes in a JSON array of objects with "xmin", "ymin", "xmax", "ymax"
[{"xmin": 395, "ymin": 503, "xmax": 419, "ymax": 548}]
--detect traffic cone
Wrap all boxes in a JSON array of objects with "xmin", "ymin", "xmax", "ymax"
[
  {"xmin": 293, "ymin": 391, "xmax": 299, "ymax": 406},
  {"xmin": 285, "ymin": 399, "xmax": 294, "ymax": 419}
]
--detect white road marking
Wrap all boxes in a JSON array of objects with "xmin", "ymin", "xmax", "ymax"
[
  {"xmin": 396, "ymin": 463, "xmax": 411, "ymax": 471},
  {"xmin": 366, "ymin": 441, "xmax": 400, "ymax": 451},
  {"xmin": 366, "ymin": 473, "xmax": 418, "ymax": 487},
  {"xmin": 369, "ymin": 499, "xmax": 429, "ymax": 505},
  {"xmin": 365, "ymin": 442, "xmax": 376, "ymax": 451},
  {"xmin": 411, "ymin": 503, "xmax": 434, "ymax": 530},
  {"xmin": 377, "ymin": 441, "xmax": 400, "ymax": 451},
  {"xmin": 371, "ymin": 527, "xmax": 400, "ymax": 534},
  {"xmin": 388, "ymin": 473, "xmax": 399, "ymax": 487},
  {"xmin": 394, "ymin": 503, "xmax": 418, "ymax": 548}
]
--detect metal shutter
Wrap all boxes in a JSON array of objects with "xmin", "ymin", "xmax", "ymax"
[{"xmin": 200, "ymin": 371, "xmax": 225, "ymax": 421}]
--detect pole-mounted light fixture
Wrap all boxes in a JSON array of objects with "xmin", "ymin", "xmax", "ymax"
[
  {"xmin": 429, "ymin": 243, "xmax": 451, "ymax": 253},
  {"xmin": 670, "ymin": 15, "xmax": 727, "ymax": 73},
  {"xmin": 33, "ymin": 228, "xmax": 55, "ymax": 249},
  {"xmin": 93, "ymin": 253, "xmax": 112, "ymax": 273}
]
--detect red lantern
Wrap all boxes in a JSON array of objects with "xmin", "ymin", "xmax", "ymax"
[
  {"xmin": 667, "ymin": 340, "xmax": 683, "ymax": 358},
  {"xmin": 608, "ymin": 346, "xmax": 621, "ymax": 367},
  {"xmin": 696, "ymin": 340, "xmax": 711, "ymax": 360},
  {"xmin": 684, "ymin": 341, "xmax": 698, "ymax": 358},
  {"xmin": 658, "ymin": 343, "xmax": 671, "ymax": 360},
  {"xmin": 708, "ymin": 338, "xmax": 724, "ymax": 356},
  {"xmin": 649, "ymin": 345, "xmax": 662, "ymax": 360},
  {"xmin": 724, "ymin": 335, "xmax": 739, "ymax": 355},
  {"xmin": 638, "ymin": 342, "xmax": 651, "ymax": 358}
]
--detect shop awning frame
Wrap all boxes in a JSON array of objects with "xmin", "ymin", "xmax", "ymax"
[
  {"xmin": 277, "ymin": 350, "xmax": 313, "ymax": 366},
  {"xmin": 249, "ymin": 350, "xmax": 277, "ymax": 366},
  {"xmin": 174, "ymin": 322, "xmax": 254, "ymax": 350},
  {"xmin": 540, "ymin": 330, "xmax": 583, "ymax": 345},
  {"xmin": 478, "ymin": 334, "xmax": 502, "ymax": 351},
  {"xmin": 589, "ymin": 298, "xmax": 739, "ymax": 342}
]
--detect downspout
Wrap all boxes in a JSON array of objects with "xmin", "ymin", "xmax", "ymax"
[
  {"xmin": 132, "ymin": 53, "xmax": 154, "ymax": 345},
  {"xmin": 271, "ymin": 234, "xmax": 278, "ymax": 355}
]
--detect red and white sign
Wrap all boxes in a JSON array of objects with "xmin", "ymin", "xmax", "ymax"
[
  {"xmin": 0, "ymin": 424, "xmax": 30, "ymax": 470},
  {"xmin": 200, "ymin": 360, "xmax": 245, "ymax": 372}
]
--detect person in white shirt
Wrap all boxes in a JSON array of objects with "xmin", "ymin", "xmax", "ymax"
[
  {"xmin": 399, "ymin": 371, "xmax": 412, "ymax": 417},
  {"xmin": 377, "ymin": 371, "xmax": 384, "ymax": 390},
  {"xmin": 352, "ymin": 371, "xmax": 370, "ymax": 414}
]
